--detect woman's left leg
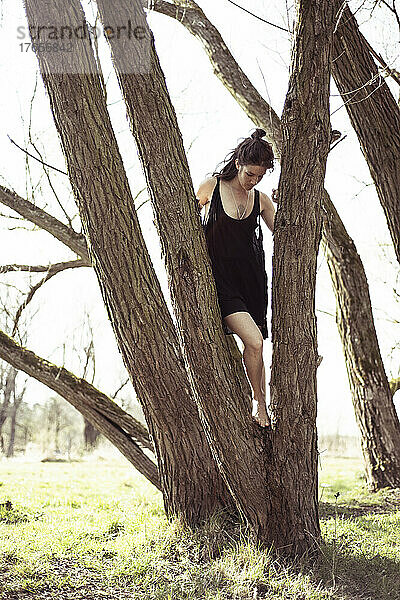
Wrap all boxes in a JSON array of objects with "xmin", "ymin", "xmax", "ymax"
[{"xmin": 223, "ymin": 311, "xmax": 270, "ymax": 427}]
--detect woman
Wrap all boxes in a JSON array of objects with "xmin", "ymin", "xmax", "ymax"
[{"xmin": 196, "ymin": 128, "xmax": 276, "ymax": 428}]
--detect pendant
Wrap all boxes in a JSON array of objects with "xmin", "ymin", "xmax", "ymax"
[{"xmin": 237, "ymin": 204, "xmax": 246, "ymax": 219}]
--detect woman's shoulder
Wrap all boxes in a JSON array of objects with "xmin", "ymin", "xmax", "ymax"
[
  {"xmin": 196, "ymin": 176, "xmax": 218, "ymax": 204},
  {"xmin": 258, "ymin": 190, "xmax": 273, "ymax": 210}
]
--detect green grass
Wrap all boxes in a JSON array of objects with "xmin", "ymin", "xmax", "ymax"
[{"xmin": 0, "ymin": 454, "xmax": 399, "ymax": 600}]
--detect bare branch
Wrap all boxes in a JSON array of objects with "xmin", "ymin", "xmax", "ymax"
[
  {"xmin": 144, "ymin": 0, "xmax": 283, "ymax": 157},
  {"xmin": 225, "ymin": 0, "xmax": 290, "ymax": 33},
  {"xmin": 0, "ymin": 259, "xmax": 89, "ymax": 275},
  {"xmin": 111, "ymin": 377, "xmax": 130, "ymax": 399},
  {"xmin": 0, "ymin": 185, "xmax": 89, "ymax": 261},
  {"xmin": 11, "ymin": 259, "xmax": 89, "ymax": 336},
  {"xmin": 28, "ymin": 138, "xmax": 74, "ymax": 228}
]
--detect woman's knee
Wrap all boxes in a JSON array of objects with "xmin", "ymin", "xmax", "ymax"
[{"xmin": 244, "ymin": 333, "xmax": 263, "ymax": 354}]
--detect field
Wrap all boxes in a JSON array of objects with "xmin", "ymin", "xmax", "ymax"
[{"xmin": 0, "ymin": 451, "xmax": 399, "ymax": 600}]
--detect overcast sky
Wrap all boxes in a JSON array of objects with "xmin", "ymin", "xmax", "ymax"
[{"xmin": 0, "ymin": 0, "xmax": 399, "ymax": 436}]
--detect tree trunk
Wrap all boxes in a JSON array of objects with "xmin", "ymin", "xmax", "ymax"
[
  {"xmin": 84, "ymin": 418, "xmax": 100, "ymax": 451},
  {"xmin": 267, "ymin": 0, "xmax": 334, "ymax": 552},
  {"xmin": 96, "ymin": 0, "xmax": 335, "ymax": 555},
  {"xmin": 6, "ymin": 395, "xmax": 23, "ymax": 458},
  {"xmin": 24, "ymin": 0, "xmax": 234, "ymax": 525},
  {"xmin": 154, "ymin": 0, "xmax": 400, "ymax": 490},
  {"xmin": 332, "ymin": 2, "xmax": 400, "ymax": 265},
  {"xmin": 0, "ymin": 367, "xmax": 17, "ymax": 449},
  {"xmin": 96, "ymin": 0, "xmax": 283, "ymax": 537},
  {"xmin": 322, "ymin": 192, "xmax": 400, "ymax": 488}
]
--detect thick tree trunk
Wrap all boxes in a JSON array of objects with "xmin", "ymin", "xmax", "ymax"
[
  {"xmin": 153, "ymin": 0, "xmax": 400, "ymax": 490},
  {"xmin": 96, "ymin": 0, "xmax": 302, "ymax": 549},
  {"xmin": 95, "ymin": 0, "xmax": 335, "ymax": 555},
  {"xmin": 322, "ymin": 193, "xmax": 400, "ymax": 489},
  {"xmin": 6, "ymin": 410, "xmax": 17, "ymax": 458},
  {"xmin": 0, "ymin": 330, "xmax": 160, "ymax": 487},
  {"xmin": 268, "ymin": 0, "xmax": 334, "ymax": 552},
  {"xmin": 332, "ymin": 2, "xmax": 400, "ymax": 265},
  {"xmin": 24, "ymin": 0, "xmax": 234, "ymax": 524}
]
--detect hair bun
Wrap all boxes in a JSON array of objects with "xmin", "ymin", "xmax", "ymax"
[{"xmin": 251, "ymin": 128, "xmax": 266, "ymax": 140}]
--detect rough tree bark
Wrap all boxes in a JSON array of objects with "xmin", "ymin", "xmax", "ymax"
[
  {"xmin": 267, "ymin": 0, "xmax": 334, "ymax": 551},
  {"xmin": 96, "ymin": 0, "xmax": 336, "ymax": 554},
  {"xmin": 151, "ymin": 0, "xmax": 400, "ymax": 490},
  {"xmin": 24, "ymin": 0, "xmax": 234, "ymax": 525},
  {"xmin": 332, "ymin": 1, "xmax": 400, "ymax": 266},
  {"xmin": 322, "ymin": 195, "xmax": 400, "ymax": 488}
]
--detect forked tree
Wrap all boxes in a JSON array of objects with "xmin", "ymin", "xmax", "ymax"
[{"xmin": 8, "ymin": 0, "xmax": 335, "ymax": 557}]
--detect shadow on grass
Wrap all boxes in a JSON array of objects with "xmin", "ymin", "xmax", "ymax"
[
  {"xmin": 319, "ymin": 501, "xmax": 399, "ymax": 519},
  {"xmin": 313, "ymin": 541, "xmax": 400, "ymax": 600}
]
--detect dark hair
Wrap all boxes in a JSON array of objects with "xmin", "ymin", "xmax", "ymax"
[{"xmin": 212, "ymin": 128, "xmax": 274, "ymax": 181}]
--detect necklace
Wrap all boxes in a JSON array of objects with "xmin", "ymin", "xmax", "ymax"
[{"xmin": 227, "ymin": 183, "xmax": 252, "ymax": 219}]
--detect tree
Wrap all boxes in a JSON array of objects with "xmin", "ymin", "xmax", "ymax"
[
  {"xmin": 332, "ymin": 1, "xmax": 400, "ymax": 266},
  {"xmin": 5, "ymin": 381, "xmax": 26, "ymax": 458},
  {"xmin": 0, "ymin": 366, "xmax": 17, "ymax": 453},
  {"xmin": 20, "ymin": 0, "xmax": 237, "ymax": 529},
  {"xmin": 146, "ymin": 0, "xmax": 400, "ymax": 490},
  {"xmin": 17, "ymin": 0, "xmax": 336, "ymax": 556}
]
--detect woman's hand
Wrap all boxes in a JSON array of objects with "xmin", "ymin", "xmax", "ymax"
[{"xmin": 271, "ymin": 188, "xmax": 279, "ymax": 203}]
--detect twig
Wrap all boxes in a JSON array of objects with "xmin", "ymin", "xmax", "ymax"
[
  {"xmin": 7, "ymin": 136, "xmax": 68, "ymax": 176},
  {"xmin": 332, "ymin": 491, "xmax": 340, "ymax": 587},
  {"xmin": 11, "ymin": 259, "xmax": 88, "ymax": 337},
  {"xmin": 225, "ymin": 0, "xmax": 290, "ymax": 33}
]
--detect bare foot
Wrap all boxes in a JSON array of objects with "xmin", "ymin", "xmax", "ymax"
[{"xmin": 252, "ymin": 397, "xmax": 271, "ymax": 428}]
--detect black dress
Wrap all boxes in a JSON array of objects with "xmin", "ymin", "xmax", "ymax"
[{"xmin": 202, "ymin": 177, "xmax": 269, "ymax": 339}]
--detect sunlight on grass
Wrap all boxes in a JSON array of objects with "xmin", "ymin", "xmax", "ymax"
[{"xmin": 0, "ymin": 454, "xmax": 398, "ymax": 599}]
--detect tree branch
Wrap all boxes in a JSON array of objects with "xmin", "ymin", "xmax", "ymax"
[
  {"xmin": 145, "ymin": 0, "xmax": 283, "ymax": 158},
  {"xmin": 0, "ymin": 329, "xmax": 159, "ymax": 487},
  {"xmin": 0, "ymin": 259, "xmax": 89, "ymax": 275},
  {"xmin": 8, "ymin": 135, "xmax": 68, "ymax": 176},
  {"xmin": 10, "ymin": 260, "xmax": 90, "ymax": 336},
  {"xmin": 0, "ymin": 185, "xmax": 89, "ymax": 262}
]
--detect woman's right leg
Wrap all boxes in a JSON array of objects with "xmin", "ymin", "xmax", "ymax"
[{"xmin": 223, "ymin": 311, "xmax": 270, "ymax": 427}]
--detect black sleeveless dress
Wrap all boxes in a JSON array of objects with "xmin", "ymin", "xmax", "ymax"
[{"xmin": 202, "ymin": 177, "xmax": 268, "ymax": 339}]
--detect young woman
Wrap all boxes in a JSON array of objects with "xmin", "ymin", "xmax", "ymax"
[{"xmin": 196, "ymin": 128, "xmax": 276, "ymax": 428}]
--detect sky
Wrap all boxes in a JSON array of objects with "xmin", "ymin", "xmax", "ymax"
[{"xmin": 0, "ymin": 0, "xmax": 399, "ymax": 437}]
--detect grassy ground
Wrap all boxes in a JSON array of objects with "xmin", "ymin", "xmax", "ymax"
[{"xmin": 0, "ymin": 452, "xmax": 399, "ymax": 600}]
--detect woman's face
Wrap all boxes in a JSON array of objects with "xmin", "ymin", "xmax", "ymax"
[{"xmin": 235, "ymin": 160, "xmax": 267, "ymax": 191}]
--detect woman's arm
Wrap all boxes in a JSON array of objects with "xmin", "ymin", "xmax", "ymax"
[
  {"xmin": 260, "ymin": 191, "xmax": 275, "ymax": 233},
  {"xmin": 196, "ymin": 177, "xmax": 217, "ymax": 219}
]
